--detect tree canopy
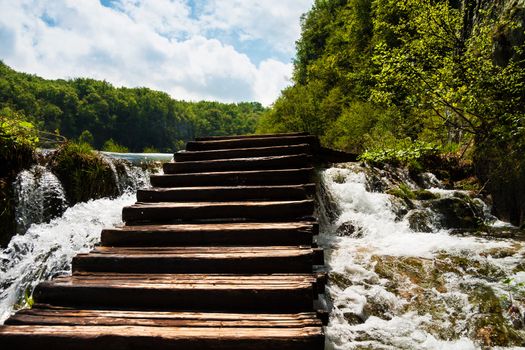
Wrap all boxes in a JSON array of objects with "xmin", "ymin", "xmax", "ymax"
[{"xmin": 0, "ymin": 62, "xmax": 266, "ymax": 152}]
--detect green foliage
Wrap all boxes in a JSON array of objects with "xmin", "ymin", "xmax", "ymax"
[
  {"xmin": 78, "ymin": 130, "xmax": 94, "ymax": 146},
  {"xmin": 259, "ymin": 0, "xmax": 524, "ymax": 153},
  {"xmin": 0, "ymin": 62, "xmax": 267, "ymax": 152},
  {"xmin": 103, "ymin": 138, "xmax": 129, "ymax": 153},
  {"xmin": 142, "ymin": 146, "xmax": 159, "ymax": 153},
  {"xmin": 0, "ymin": 109, "xmax": 39, "ymax": 149},
  {"xmin": 0, "ymin": 109, "xmax": 36, "ymax": 178},
  {"xmin": 359, "ymin": 141, "xmax": 441, "ymax": 168}
]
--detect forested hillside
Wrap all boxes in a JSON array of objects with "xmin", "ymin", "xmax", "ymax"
[
  {"xmin": 258, "ymin": 0, "xmax": 525, "ymax": 226},
  {"xmin": 0, "ymin": 62, "xmax": 265, "ymax": 152}
]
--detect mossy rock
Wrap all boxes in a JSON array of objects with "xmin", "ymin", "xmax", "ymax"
[
  {"xmin": 413, "ymin": 189, "xmax": 439, "ymax": 200},
  {"xmin": 50, "ymin": 143, "xmax": 118, "ymax": 204},
  {"xmin": 372, "ymin": 255, "xmax": 447, "ymax": 296},
  {"xmin": 427, "ymin": 197, "xmax": 484, "ymax": 229},
  {"xmin": 463, "ymin": 284, "xmax": 525, "ymax": 348},
  {"xmin": 435, "ymin": 253, "xmax": 506, "ymax": 281},
  {"xmin": 329, "ymin": 271, "xmax": 354, "ymax": 290},
  {"xmin": 406, "ymin": 209, "xmax": 434, "ymax": 232}
]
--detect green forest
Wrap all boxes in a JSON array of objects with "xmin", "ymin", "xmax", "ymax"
[
  {"xmin": 0, "ymin": 62, "xmax": 265, "ymax": 152},
  {"xmin": 258, "ymin": 0, "xmax": 525, "ymax": 226}
]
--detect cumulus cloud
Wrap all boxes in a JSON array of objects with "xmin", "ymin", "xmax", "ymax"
[{"xmin": 0, "ymin": 0, "xmax": 313, "ymax": 105}]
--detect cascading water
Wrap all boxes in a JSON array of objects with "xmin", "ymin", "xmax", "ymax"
[
  {"xmin": 0, "ymin": 194, "xmax": 135, "ymax": 322},
  {"xmin": 13, "ymin": 165, "xmax": 68, "ymax": 234},
  {"xmin": 0, "ymin": 153, "xmax": 159, "ymax": 323},
  {"xmin": 319, "ymin": 163, "xmax": 525, "ymax": 349}
]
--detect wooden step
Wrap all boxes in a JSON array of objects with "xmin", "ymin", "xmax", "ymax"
[
  {"xmin": 101, "ymin": 222, "xmax": 318, "ymax": 247},
  {"xmin": 0, "ymin": 325, "xmax": 324, "ymax": 349},
  {"xmin": 6, "ymin": 306, "xmax": 322, "ymax": 328},
  {"xmin": 72, "ymin": 246, "xmax": 324, "ymax": 274},
  {"xmin": 186, "ymin": 135, "xmax": 318, "ymax": 151},
  {"xmin": 33, "ymin": 273, "xmax": 319, "ymax": 312},
  {"xmin": 163, "ymin": 154, "xmax": 312, "ymax": 174},
  {"xmin": 150, "ymin": 168, "xmax": 314, "ymax": 187},
  {"xmin": 174, "ymin": 144, "xmax": 311, "ymax": 162},
  {"xmin": 137, "ymin": 184, "xmax": 315, "ymax": 202},
  {"xmin": 196, "ymin": 132, "xmax": 309, "ymax": 141},
  {"xmin": 122, "ymin": 200, "xmax": 314, "ymax": 224}
]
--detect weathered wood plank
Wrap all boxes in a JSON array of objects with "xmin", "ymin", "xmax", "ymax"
[
  {"xmin": 163, "ymin": 154, "xmax": 312, "ymax": 174},
  {"xmin": 150, "ymin": 168, "xmax": 314, "ymax": 187},
  {"xmin": 72, "ymin": 246, "xmax": 316, "ymax": 274},
  {"xmin": 122, "ymin": 200, "xmax": 315, "ymax": 224},
  {"xmin": 6, "ymin": 308, "xmax": 322, "ymax": 328},
  {"xmin": 101, "ymin": 222, "xmax": 318, "ymax": 247},
  {"xmin": 33, "ymin": 273, "xmax": 317, "ymax": 312},
  {"xmin": 137, "ymin": 184, "xmax": 315, "ymax": 202},
  {"xmin": 174, "ymin": 144, "xmax": 311, "ymax": 162},
  {"xmin": 0, "ymin": 325, "xmax": 324, "ymax": 350},
  {"xmin": 195, "ymin": 132, "xmax": 309, "ymax": 141},
  {"xmin": 186, "ymin": 135, "xmax": 319, "ymax": 151}
]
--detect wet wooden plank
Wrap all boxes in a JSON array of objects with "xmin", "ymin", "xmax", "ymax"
[
  {"xmin": 137, "ymin": 184, "xmax": 315, "ymax": 202},
  {"xmin": 174, "ymin": 144, "xmax": 311, "ymax": 162},
  {"xmin": 101, "ymin": 222, "xmax": 317, "ymax": 247},
  {"xmin": 0, "ymin": 325, "xmax": 324, "ymax": 350},
  {"xmin": 150, "ymin": 168, "xmax": 314, "ymax": 187},
  {"xmin": 72, "ymin": 246, "xmax": 316, "ymax": 274},
  {"xmin": 33, "ymin": 273, "xmax": 318, "ymax": 312},
  {"xmin": 6, "ymin": 308, "xmax": 322, "ymax": 328},
  {"xmin": 185, "ymin": 135, "xmax": 319, "ymax": 151},
  {"xmin": 163, "ymin": 154, "xmax": 312, "ymax": 174},
  {"xmin": 122, "ymin": 200, "xmax": 315, "ymax": 224}
]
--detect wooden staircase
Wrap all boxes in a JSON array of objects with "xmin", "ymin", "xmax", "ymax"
[{"xmin": 0, "ymin": 133, "xmax": 326, "ymax": 349}]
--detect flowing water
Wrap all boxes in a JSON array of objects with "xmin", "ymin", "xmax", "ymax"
[
  {"xmin": 13, "ymin": 165, "xmax": 68, "ymax": 234},
  {"xmin": 0, "ymin": 153, "xmax": 159, "ymax": 323},
  {"xmin": 319, "ymin": 163, "xmax": 525, "ymax": 349}
]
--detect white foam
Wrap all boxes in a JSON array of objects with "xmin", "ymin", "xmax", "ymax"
[{"xmin": 0, "ymin": 193, "xmax": 135, "ymax": 323}]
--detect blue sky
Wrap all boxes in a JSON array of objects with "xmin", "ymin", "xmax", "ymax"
[{"xmin": 0, "ymin": 0, "xmax": 314, "ymax": 105}]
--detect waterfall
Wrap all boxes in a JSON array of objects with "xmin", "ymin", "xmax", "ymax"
[
  {"xmin": 0, "ymin": 153, "xmax": 162, "ymax": 323},
  {"xmin": 0, "ymin": 194, "xmax": 135, "ymax": 323},
  {"xmin": 13, "ymin": 165, "xmax": 68, "ymax": 234},
  {"xmin": 319, "ymin": 163, "xmax": 525, "ymax": 349}
]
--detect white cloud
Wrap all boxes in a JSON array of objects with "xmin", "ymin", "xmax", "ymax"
[
  {"xmin": 200, "ymin": 0, "xmax": 311, "ymax": 55},
  {"xmin": 0, "ymin": 0, "xmax": 314, "ymax": 105}
]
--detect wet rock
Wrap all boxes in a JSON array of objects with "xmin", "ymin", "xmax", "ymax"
[
  {"xmin": 413, "ymin": 189, "xmax": 439, "ymax": 200},
  {"xmin": 362, "ymin": 294, "xmax": 394, "ymax": 321},
  {"xmin": 435, "ymin": 253, "xmax": 506, "ymax": 281},
  {"xmin": 389, "ymin": 196, "xmax": 410, "ymax": 221},
  {"xmin": 315, "ymin": 177, "xmax": 341, "ymax": 224},
  {"xmin": 336, "ymin": 221, "xmax": 361, "ymax": 237},
  {"xmin": 329, "ymin": 271, "xmax": 354, "ymax": 289},
  {"xmin": 507, "ymin": 305, "xmax": 524, "ymax": 329},
  {"xmin": 450, "ymin": 226, "xmax": 525, "ymax": 241},
  {"xmin": 415, "ymin": 172, "xmax": 442, "ymax": 189},
  {"xmin": 467, "ymin": 286, "xmax": 525, "ymax": 348},
  {"xmin": 343, "ymin": 312, "xmax": 364, "ymax": 325},
  {"xmin": 406, "ymin": 209, "xmax": 435, "ymax": 232},
  {"xmin": 372, "ymin": 255, "xmax": 447, "ymax": 295},
  {"xmin": 427, "ymin": 197, "xmax": 484, "ymax": 229}
]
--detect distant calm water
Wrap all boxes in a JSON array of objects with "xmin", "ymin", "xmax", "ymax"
[{"xmin": 100, "ymin": 151, "xmax": 173, "ymax": 165}]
